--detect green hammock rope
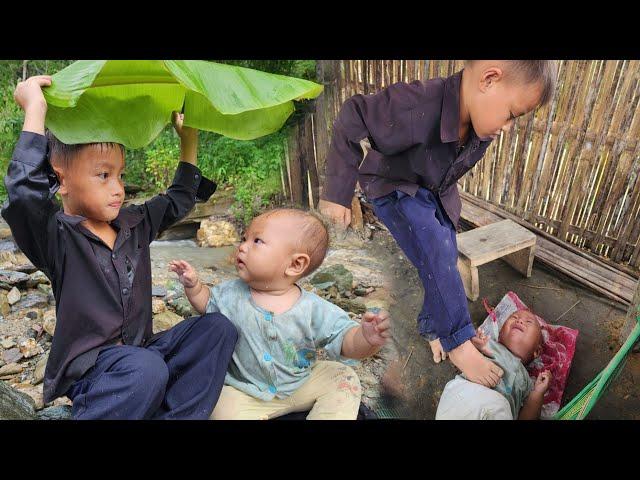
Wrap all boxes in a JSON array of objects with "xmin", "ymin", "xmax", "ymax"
[{"xmin": 554, "ymin": 314, "xmax": 640, "ymax": 420}]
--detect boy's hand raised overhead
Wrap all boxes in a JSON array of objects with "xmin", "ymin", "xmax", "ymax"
[
  {"xmin": 172, "ymin": 111, "xmax": 198, "ymax": 165},
  {"xmin": 14, "ymin": 75, "xmax": 51, "ymax": 135}
]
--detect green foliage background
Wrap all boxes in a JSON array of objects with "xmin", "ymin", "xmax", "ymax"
[{"xmin": 0, "ymin": 60, "xmax": 316, "ymax": 223}]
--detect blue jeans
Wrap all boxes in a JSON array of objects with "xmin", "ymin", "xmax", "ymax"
[
  {"xmin": 66, "ymin": 313, "xmax": 238, "ymax": 420},
  {"xmin": 371, "ymin": 187, "xmax": 475, "ymax": 352}
]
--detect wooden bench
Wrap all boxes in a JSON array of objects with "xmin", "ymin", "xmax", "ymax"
[{"xmin": 456, "ymin": 219, "xmax": 536, "ymax": 301}]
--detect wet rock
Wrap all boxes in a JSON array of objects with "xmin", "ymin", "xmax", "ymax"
[
  {"xmin": 310, "ymin": 264, "xmax": 354, "ymax": 294},
  {"xmin": 19, "ymin": 339, "xmax": 44, "ymax": 359},
  {"xmin": 1, "ymin": 338, "xmax": 16, "ymax": 349},
  {"xmin": 152, "ymin": 298, "xmax": 166, "ymax": 314},
  {"xmin": 0, "ymin": 380, "xmax": 36, "ymax": 419},
  {"xmin": 196, "ymin": 219, "xmax": 239, "ymax": 248},
  {"xmin": 32, "ymin": 354, "xmax": 48, "ymax": 385},
  {"xmin": 26, "ymin": 309, "xmax": 41, "ymax": 320},
  {"xmin": 0, "ymin": 363, "xmax": 23, "ymax": 376},
  {"xmin": 43, "ymin": 309, "xmax": 56, "ymax": 337},
  {"xmin": 13, "ymin": 292, "xmax": 49, "ymax": 310},
  {"xmin": 26, "ymin": 271, "xmax": 49, "ymax": 288},
  {"xmin": 7, "ymin": 287, "xmax": 21, "ymax": 305},
  {"xmin": 153, "ymin": 311, "xmax": 184, "ymax": 333},
  {"xmin": 0, "ymin": 270, "xmax": 29, "ymax": 287},
  {"xmin": 37, "ymin": 405, "xmax": 73, "ymax": 420},
  {"xmin": 152, "ymin": 285, "xmax": 167, "ymax": 297},
  {"xmin": 2, "ymin": 348, "xmax": 23, "ymax": 364}
]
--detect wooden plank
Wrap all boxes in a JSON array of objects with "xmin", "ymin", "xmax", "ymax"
[
  {"xmin": 457, "ymin": 257, "xmax": 479, "ymax": 301},
  {"xmin": 503, "ymin": 246, "xmax": 536, "ymax": 278},
  {"xmin": 459, "ymin": 192, "xmax": 636, "ymax": 305},
  {"xmin": 456, "ymin": 219, "xmax": 536, "ymax": 267}
]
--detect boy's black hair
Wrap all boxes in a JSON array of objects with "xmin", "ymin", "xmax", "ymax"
[
  {"xmin": 45, "ymin": 130, "xmax": 125, "ymax": 169},
  {"xmin": 466, "ymin": 60, "xmax": 559, "ymax": 107}
]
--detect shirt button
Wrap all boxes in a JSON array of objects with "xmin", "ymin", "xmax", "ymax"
[
  {"xmin": 112, "ymin": 253, "xmax": 117, "ymax": 260},
  {"xmin": 263, "ymin": 353, "xmax": 272, "ymax": 362},
  {"xmin": 268, "ymin": 385, "xmax": 277, "ymax": 394},
  {"xmin": 264, "ymin": 313, "xmax": 272, "ymax": 321},
  {"xmin": 122, "ymin": 288, "xmax": 129, "ymax": 295}
]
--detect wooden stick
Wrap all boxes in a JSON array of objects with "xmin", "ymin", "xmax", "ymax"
[
  {"xmin": 554, "ymin": 300, "xmax": 581, "ymax": 323},
  {"xmin": 402, "ymin": 346, "xmax": 415, "ymax": 372},
  {"xmin": 517, "ymin": 283, "xmax": 564, "ymax": 292}
]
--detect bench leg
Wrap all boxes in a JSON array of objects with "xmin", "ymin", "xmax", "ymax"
[
  {"xmin": 503, "ymin": 245, "xmax": 535, "ymax": 278},
  {"xmin": 457, "ymin": 257, "xmax": 479, "ymax": 301}
]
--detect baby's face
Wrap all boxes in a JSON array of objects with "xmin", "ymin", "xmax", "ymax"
[
  {"xmin": 498, "ymin": 310, "xmax": 543, "ymax": 364},
  {"xmin": 235, "ymin": 213, "xmax": 298, "ymax": 289}
]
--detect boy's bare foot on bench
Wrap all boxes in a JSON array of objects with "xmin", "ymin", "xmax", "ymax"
[
  {"xmin": 448, "ymin": 340, "xmax": 504, "ymax": 388},
  {"xmin": 428, "ymin": 338, "xmax": 447, "ymax": 363}
]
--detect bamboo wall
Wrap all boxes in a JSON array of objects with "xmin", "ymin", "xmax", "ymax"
[{"xmin": 282, "ymin": 60, "xmax": 640, "ymax": 276}]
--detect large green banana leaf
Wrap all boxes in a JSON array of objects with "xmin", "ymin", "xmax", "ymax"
[{"xmin": 43, "ymin": 60, "xmax": 323, "ymax": 148}]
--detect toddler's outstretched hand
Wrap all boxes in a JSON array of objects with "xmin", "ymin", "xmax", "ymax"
[
  {"xmin": 169, "ymin": 259, "xmax": 199, "ymax": 288},
  {"xmin": 361, "ymin": 309, "xmax": 391, "ymax": 347}
]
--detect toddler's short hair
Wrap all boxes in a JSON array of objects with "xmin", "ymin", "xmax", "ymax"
[{"xmin": 264, "ymin": 208, "xmax": 330, "ymax": 276}]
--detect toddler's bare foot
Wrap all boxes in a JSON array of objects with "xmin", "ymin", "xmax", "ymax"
[
  {"xmin": 428, "ymin": 338, "xmax": 447, "ymax": 363},
  {"xmin": 448, "ymin": 340, "xmax": 504, "ymax": 388}
]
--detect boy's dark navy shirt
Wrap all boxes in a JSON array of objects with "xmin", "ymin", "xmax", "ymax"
[
  {"xmin": 321, "ymin": 70, "xmax": 494, "ymax": 228},
  {"xmin": 1, "ymin": 131, "xmax": 216, "ymax": 403}
]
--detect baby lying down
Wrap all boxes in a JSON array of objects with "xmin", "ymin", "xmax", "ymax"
[{"xmin": 436, "ymin": 310, "xmax": 552, "ymax": 420}]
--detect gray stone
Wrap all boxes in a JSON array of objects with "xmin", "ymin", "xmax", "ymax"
[
  {"xmin": 2, "ymin": 348, "xmax": 23, "ymax": 364},
  {"xmin": 13, "ymin": 264, "xmax": 38, "ymax": 274},
  {"xmin": 1, "ymin": 338, "xmax": 16, "ymax": 349},
  {"xmin": 0, "ymin": 380, "xmax": 36, "ymax": 420},
  {"xmin": 26, "ymin": 271, "xmax": 49, "ymax": 288},
  {"xmin": 13, "ymin": 292, "xmax": 49, "ymax": 310},
  {"xmin": 310, "ymin": 264, "xmax": 354, "ymax": 294},
  {"xmin": 7, "ymin": 287, "xmax": 21, "ymax": 305},
  {"xmin": 37, "ymin": 405, "xmax": 73, "ymax": 420},
  {"xmin": 0, "ymin": 240, "xmax": 17, "ymax": 252},
  {"xmin": 0, "ymin": 270, "xmax": 28, "ymax": 286},
  {"xmin": 37, "ymin": 284, "xmax": 53, "ymax": 295},
  {"xmin": 152, "ymin": 285, "xmax": 168, "ymax": 297}
]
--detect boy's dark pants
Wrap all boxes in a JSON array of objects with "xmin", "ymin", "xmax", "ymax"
[
  {"xmin": 371, "ymin": 187, "xmax": 475, "ymax": 352},
  {"xmin": 66, "ymin": 313, "xmax": 237, "ymax": 420}
]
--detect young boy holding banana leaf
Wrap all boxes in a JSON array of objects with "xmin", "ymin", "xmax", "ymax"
[{"xmin": 2, "ymin": 75, "xmax": 238, "ymax": 420}]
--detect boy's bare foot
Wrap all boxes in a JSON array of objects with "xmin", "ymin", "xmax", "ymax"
[
  {"xmin": 448, "ymin": 340, "xmax": 504, "ymax": 388},
  {"xmin": 428, "ymin": 338, "xmax": 447, "ymax": 363}
]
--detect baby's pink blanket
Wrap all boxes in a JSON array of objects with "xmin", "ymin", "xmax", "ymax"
[{"xmin": 479, "ymin": 291, "xmax": 579, "ymax": 419}]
